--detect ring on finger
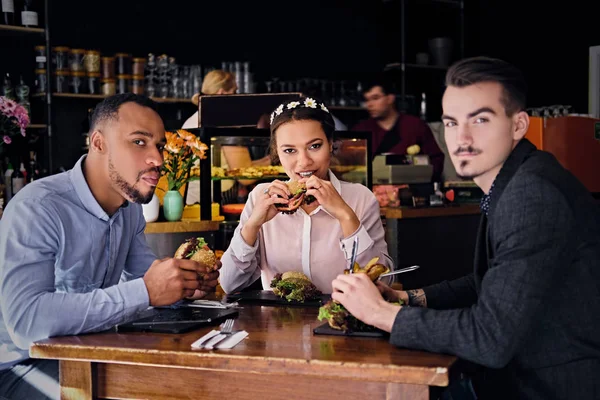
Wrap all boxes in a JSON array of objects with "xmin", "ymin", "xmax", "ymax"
[{"xmin": 263, "ymin": 187, "xmax": 269, "ymax": 195}]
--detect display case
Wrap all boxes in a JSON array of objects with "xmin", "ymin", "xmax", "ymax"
[{"xmin": 185, "ymin": 127, "xmax": 372, "ymax": 221}]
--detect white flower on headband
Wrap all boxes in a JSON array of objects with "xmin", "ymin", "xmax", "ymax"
[
  {"xmin": 270, "ymin": 113, "xmax": 275, "ymax": 125},
  {"xmin": 320, "ymin": 103, "xmax": 329, "ymax": 113},
  {"xmin": 287, "ymin": 101, "xmax": 300, "ymax": 109},
  {"xmin": 304, "ymin": 98, "xmax": 317, "ymax": 108},
  {"xmin": 275, "ymin": 104, "xmax": 284, "ymax": 115}
]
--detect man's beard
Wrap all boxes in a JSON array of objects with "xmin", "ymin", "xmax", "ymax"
[
  {"xmin": 453, "ymin": 146, "xmax": 483, "ymax": 180},
  {"xmin": 108, "ymin": 158, "xmax": 157, "ymax": 204}
]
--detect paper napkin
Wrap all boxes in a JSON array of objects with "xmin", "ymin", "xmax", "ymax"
[{"xmin": 191, "ymin": 330, "xmax": 248, "ymax": 350}]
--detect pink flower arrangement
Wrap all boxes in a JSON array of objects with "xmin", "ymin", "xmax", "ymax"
[{"xmin": 0, "ymin": 96, "xmax": 29, "ymax": 149}]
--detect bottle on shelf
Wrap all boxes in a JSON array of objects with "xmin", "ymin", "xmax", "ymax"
[
  {"xmin": 4, "ymin": 161, "xmax": 13, "ymax": 202},
  {"xmin": 420, "ymin": 92, "xmax": 427, "ymax": 121},
  {"xmin": 429, "ymin": 182, "xmax": 444, "ymax": 207},
  {"xmin": 16, "ymin": 75, "xmax": 30, "ymax": 115},
  {"xmin": 11, "ymin": 162, "xmax": 25, "ymax": 196},
  {"xmin": 2, "ymin": 73, "xmax": 15, "ymax": 100},
  {"xmin": 20, "ymin": 0, "xmax": 38, "ymax": 27},
  {"xmin": 27, "ymin": 151, "xmax": 40, "ymax": 183},
  {"xmin": 1, "ymin": 0, "xmax": 15, "ymax": 25}
]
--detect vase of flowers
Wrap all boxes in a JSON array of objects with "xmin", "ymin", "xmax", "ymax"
[
  {"xmin": 161, "ymin": 129, "xmax": 208, "ymax": 221},
  {"xmin": 0, "ymin": 96, "xmax": 29, "ymax": 156}
]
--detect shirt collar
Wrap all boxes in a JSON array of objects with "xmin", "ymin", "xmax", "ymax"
[
  {"xmin": 482, "ymin": 139, "xmax": 537, "ymax": 217},
  {"xmin": 479, "ymin": 181, "xmax": 496, "ymax": 216},
  {"xmin": 69, "ymin": 154, "xmax": 127, "ymax": 221}
]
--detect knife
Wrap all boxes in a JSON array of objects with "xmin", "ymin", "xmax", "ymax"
[
  {"xmin": 347, "ymin": 236, "xmax": 359, "ymax": 274},
  {"xmin": 378, "ymin": 265, "xmax": 420, "ymax": 279},
  {"xmin": 131, "ymin": 319, "xmax": 212, "ymax": 326}
]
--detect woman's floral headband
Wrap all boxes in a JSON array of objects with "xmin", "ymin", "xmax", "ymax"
[{"xmin": 270, "ymin": 97, "xmax": 329, "ymax": 125}]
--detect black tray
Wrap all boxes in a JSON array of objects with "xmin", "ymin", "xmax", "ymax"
[
  {"xmin": 313, "ymin": 322, "xmax": 388, "ymax": 338},
  {"xmin": 115, "ymin": 307, "xmax": 238, "ymax": 334},
  {"xmin": 226, "ymin": 290, "xmax": 330, "ymax": 307}
]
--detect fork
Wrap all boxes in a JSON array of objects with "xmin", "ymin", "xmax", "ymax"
[
  {"xmin": 347, "ymin": 236, "xmax": 359, "ymax": 274},
  {"xmin": 201, "ymin": 319, "xmax": 235, "ymax": 349}
]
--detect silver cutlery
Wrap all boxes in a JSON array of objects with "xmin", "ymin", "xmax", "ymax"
[
  {"xmin": 378, "ymin": 265, "xmax": 420, "ymax": 279},
  {"xmin": 347, "ymin": 236, "xmax": 359, "ymax": 274},
  {"xmin": 197, "ymin": 318, "xmax": 235, "ymax": 349}
]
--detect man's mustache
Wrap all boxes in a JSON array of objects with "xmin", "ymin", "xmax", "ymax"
[
  {"xmin": 453, "ymin": 146, "xmax": 482, "ymax": 156},
  {"xmin": 136, "ymin": 167, "xmax": 160, "ymax": 182}
]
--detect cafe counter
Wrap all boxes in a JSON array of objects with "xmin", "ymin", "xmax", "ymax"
[{"xmin": 381, "ymin": 204, "xmax": 481, "ymax": 290}]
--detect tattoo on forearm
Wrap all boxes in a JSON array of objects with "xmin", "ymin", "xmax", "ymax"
[{"xmin": 407, "ymin": 289, "xmax": 427, "ymax": 308}]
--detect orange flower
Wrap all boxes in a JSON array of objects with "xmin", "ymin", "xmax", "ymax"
[
  {"xmin": 161, "ymin": 129, "xmax": 208, "ymax": 191},
  {"xmin": 177, "ymin": 129, "xmax": 196, "ymax": 142}
]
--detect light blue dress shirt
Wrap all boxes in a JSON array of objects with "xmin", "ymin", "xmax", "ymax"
[{"xmin": 0, "ymin": 155, "xmax": 156, "ymax": 370}]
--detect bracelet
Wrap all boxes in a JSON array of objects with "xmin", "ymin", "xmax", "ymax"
[{"xmin": 406, "ymin": 291, "xmax": 416, "ymax": 307}]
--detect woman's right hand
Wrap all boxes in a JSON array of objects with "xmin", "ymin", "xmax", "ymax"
[{"xmin": 246, "ymin": 180, "xmax": 291, "ymax": 228}]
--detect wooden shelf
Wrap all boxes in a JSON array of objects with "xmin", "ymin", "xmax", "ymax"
[
  {"xmin": 429, "ymin": 0, "xmax": 462, "ymax": 6},
  {"xmin": 28, "ymin": 124, "xmax": 47, "ymax": 129},
  {"xmin": 381, "ymin": 204, "xmax": 480, "ymax": 219},
  {"xmin": 0, "ymin": 24, "xmax": 44, "ymax": 34},
  {"xmin": 329, "ymin": 106, "xmax": 365, "ymax": 111},
  {"xmin": 384, "ymin": 63, "xmax": 448, "ymax": 72},
  {"xmin": 33, "ymin": 93, "xmax": 191, "ymax": 103},
  {"xmin": 151, "ymin": 97, "xmax": 191, "ymax": 104},
  {"xmin": 144, "ymin": 219, "xmax": 220, "ymax": 234}
]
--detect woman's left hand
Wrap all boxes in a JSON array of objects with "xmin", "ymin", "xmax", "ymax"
[{"xmin": 302, "ymin": 175, "xmax": 354, "ymax": 221}]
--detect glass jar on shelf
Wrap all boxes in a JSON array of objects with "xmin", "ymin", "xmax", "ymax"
[
  {"xmin": 69, "ymin": 49, "xmax": 85, "ymax": 73},
  {"xmin": 34, "ymin": 45, "xmax": 46, "ymax": 69},
  {"xmin": 116, "ymin": 74, "xmax": 131, "ymax": 94},
  {"xmin": 86, "ymin": 72, "xmax": 100, "ymax": 95},
  {"xmin": 132, "ymin": 57, "xmax": 145, "ymax": 76},
  {"xmin": 52, "ymin": 46, "xmax": 70, "ymax": 72},
  {"xmin": 101, "ymin": 78, "xmax": 116, "ymax": 96},
  {"xmin": 34, "ymin": 69, "xmax": 47, "ymax": 94},
  {"xmin": 54, "ymin": 70, "xmax": 69, "ymax": 93},
  {"xmin": 101, "ymin": 56, "xmax": 115, "ymax": 79},
  {"xmin": 70, "ymin": 71, "xmax": 85, "ymax": 94},
  {"xmin": 115, "ymin": 53, "xmax": 132, "ymax": 75},
  {"xmin": 84, "ymin": 50, "xmax": 101, "ymax": 74},
  {"xmin": 131, "ymin": 75, "xmax": 144, "ymax": 95}
]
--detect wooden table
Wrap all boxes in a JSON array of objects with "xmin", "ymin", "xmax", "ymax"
[{"xmin": 30, "ymin": 304, "xmax": 459, "ymax": 400}]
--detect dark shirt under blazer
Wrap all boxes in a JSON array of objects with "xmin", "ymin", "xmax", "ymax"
[{"xmin": 390, "ymin": 139, "xmax": 600, "ymax": 399}]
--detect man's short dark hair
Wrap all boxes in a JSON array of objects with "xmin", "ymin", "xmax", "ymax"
[
  {"xmin": 89, "ymin": 93, "xmax": 159, "ymax": 132},
  {"xmin": 445, "ymin": 56, "xmax": 527, "ymax": 116},
  {"xmin": 362, "ymin": 73, "xmax": 396, "ymax": 96}
]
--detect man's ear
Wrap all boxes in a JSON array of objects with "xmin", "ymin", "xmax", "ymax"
[
  {"xmin": 513, "ymin": 110, "xmax": 530, "ymax": 141},
  {"xmin": 89, "ymin": 130, "xmax": 107, "ymax": 154},
  {"xmin": 387, "ymin": 93, "xmax": 396, "ymax": 107}
]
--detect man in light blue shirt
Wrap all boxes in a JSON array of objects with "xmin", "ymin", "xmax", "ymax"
[{"xmin": 0, "ymin": 94, "xmax": 219, "ymax": 400}]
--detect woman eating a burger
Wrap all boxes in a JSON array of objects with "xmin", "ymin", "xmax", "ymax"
[{"xmin": 219, "ymin": 96, "xmax": 394, "ymax": 294}]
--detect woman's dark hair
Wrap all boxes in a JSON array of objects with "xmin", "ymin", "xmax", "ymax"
[
  {"xmin": 268, "ymin": 97, "xmax": 336, "ymax": 164},
  {"xmin": 445, "ymin": 56, "xmax": 527, "ymax": 116}
]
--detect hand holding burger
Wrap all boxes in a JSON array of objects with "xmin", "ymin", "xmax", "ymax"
[
  {"xmin": 174, "ymin": 237, "xmax": 221, "ymax": 300},
  {"xmin": 301, "ymin": 175, "xmax": 360, "ymax": 238}
]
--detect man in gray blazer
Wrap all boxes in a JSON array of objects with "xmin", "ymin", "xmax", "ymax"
[{"xmin": 331, "ymin": 57, "xmax": 600, "ymax": 399}]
